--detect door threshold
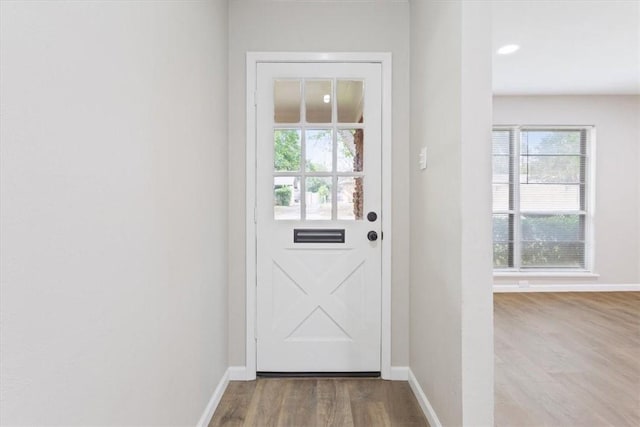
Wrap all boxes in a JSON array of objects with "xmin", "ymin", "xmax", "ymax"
[{"xmin": 257, "ymin": 371, "xmax": 380, "ymax": 378}]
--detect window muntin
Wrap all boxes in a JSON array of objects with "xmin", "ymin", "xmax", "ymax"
[
  {"xmin": 492, "ymin": 126, "xmax": 592, "ymax": 270},
  {"xmin": 273, "ymin": 78, "xmax": 365, "ymax": 221}
]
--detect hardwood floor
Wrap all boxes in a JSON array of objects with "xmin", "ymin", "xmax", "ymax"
[
  {"xmin": 209, "ymin": 378, "xmax": 429, "ymax": 427},
  {"xmin": 211, "ymin": 292, "xmax": 638, "ymax": 426},
  {"xmin": 495, "ymin": 292, "xmax": 640, "ymax": 427}
]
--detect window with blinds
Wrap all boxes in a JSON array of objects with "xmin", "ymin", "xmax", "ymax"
[{"xmin": 492, "ymin": 126, "xmax": 592, "ymax": 270}]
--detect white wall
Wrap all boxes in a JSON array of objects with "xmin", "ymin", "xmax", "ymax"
[
  {"xmin": 0, "ymin": 1, "xmax": 228, "ymax": 424},
  {"xmin": 410, "ymin": 1, "xmax": 494, "ymax": 425},
  {"xmin": 493, "ymin": 95, "xmax": 640, "ymax": 286},
  {"xmin": 227, "ymin": 0, "xmax": 411, "ymax": 367}
]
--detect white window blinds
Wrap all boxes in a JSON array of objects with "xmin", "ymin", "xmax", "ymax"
[{"xmin": 492, "ymin": 127, "xmax": 592, "ymax": 270}]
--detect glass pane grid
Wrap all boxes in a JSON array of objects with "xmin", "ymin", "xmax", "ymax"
[{"xmin": 273, "ymin": 77, "xmax": 365, "ymax": 221}]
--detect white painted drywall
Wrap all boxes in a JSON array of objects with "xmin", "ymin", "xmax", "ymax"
[
  {"xmin": 0, "ymin": 1, "xmax": 228, "ymax": 424},
  {"xmin": 409, "ymin": 0, "xmax": 494, "ymax": 425},
  {"xmin": 227, "ymin": 0, "xmax": 411, "ymax": 367},
  {"xmin": 493, "ymin": 95, "xmax": 640, "ymax": 286}
]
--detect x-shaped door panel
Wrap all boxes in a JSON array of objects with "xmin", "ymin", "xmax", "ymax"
[{"xmin": 268, "ymin": 249, "xmax": 366, "ymax": 342}]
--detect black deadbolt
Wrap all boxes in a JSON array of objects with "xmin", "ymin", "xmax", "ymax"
[
  {"xmin": 367, "ymin": 231, "xmax": 378, "ymax": 242},
  {"xmin": 367, "ymin": 211, "xmax": 378, "ymax": 222}
]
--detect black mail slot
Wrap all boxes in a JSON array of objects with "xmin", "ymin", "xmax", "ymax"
[{"xmin": 294, "ymin": 229, "xmax": 345, "ymax": 243}]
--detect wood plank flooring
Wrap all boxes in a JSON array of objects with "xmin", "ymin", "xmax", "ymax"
[
  {"xmin": 211, "ymin": 292, "xmax": 638, "ymax": 426},
  {"xmin": 495, "ymin": 292, "xmax": 640, "ymax": 427},
  {"xmin": 209, "ymin": 378, "xmax": 429, "ymax": 427}
]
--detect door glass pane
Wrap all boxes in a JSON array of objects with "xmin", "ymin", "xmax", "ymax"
[
  {"xmin": 274, "ymin": 177, "xmax": 300, "ymax": 220},
  {"xmin": 337, "ymin": 129, "xmax": 363, "ymax": 172},
  {"xmin": 305, "ymin": 177, "xmax": 332, "ymax": 220},
  {"xmin": 337, "ymin": 80, "xmax": 364, "ymax": 123},
  {"xmin": 274, "ymin": 80, "xmax": 301, "ymax": 123},
  {"xmin": 274, "ymin": 129, "xmax": 301, "ymax": 172},
  {"xmin": 337, "ymin": 177, "xmax": 363, "ymax": 220},
  {"xmin": 306, "ymin": 129, "xmax": 333, "ymax": 172},
  {"xmin": 305, "ymin": 80, "xmax": 332, "ymax": 123}
]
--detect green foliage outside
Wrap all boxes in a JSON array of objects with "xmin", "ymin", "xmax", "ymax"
[
  {"xmin": 274, "ymin": 130, "xmax": 301, "ymax": 172},
  {"xmin": 522, "ymin": 130, "xmax": 582, "ymax": 155},
  {"xmin": 306, "ymin": 176, "xmax": 326, "ymax": 193},
  {"xmin": 522, "ymin": 215, "xmax": 580, "ymax": 241},
  {"xmin": 305, "ymin": 161, "xmax": 330, "ymax": 197},
  {"xmin": 521, "ymin": 214, "xmax": 583, "ymax": 267},
  {"xmin": 306, "ymin": 175, "xmax": 330, "ymax": 203},
  {"xmin": 521, "ymin": 130, "xmax": 583, "ymax": 184},
  {"xmin": 274, "ymin": 186, "xmax": 292, "ymax": 206},
  {"xmin": 493, "ymin": 214, "xmax": 584, "ymax": 268},
  {"xmin": 493, "ymin": 243, "xmax": 510, "ymax": 268},
  {"xmin": 521, "ymin": 241, "xmax": 584, "ymax": 268},
  {"xmin": 273, "ymin": 129, "xmax": 334, "ymax": 203},
  {"xmin": 317, "ymin": 185, "xmax": 329, "ymax": 203}
]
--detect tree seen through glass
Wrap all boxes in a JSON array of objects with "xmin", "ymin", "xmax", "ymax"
[{"xmin": 274, "ymin": 128, "xmax": 363, "ymax": 219}]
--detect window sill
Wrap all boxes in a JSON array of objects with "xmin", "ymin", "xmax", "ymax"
[{"xmin": 494, "ymin": 271, "xmax": 600, "ymax": 279}]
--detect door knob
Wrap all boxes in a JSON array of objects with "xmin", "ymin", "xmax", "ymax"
[
  {"xmin": 367, "ymin": 212, "xmax": 378, "ymax": 222},
  {"xmin": 367, "ymin": 231, "xmax": 378, "ymax": 242}
]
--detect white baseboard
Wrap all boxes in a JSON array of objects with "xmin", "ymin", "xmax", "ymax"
[
  {"xmin": 228, "ymin": 366, "xmax": 251, "ymax": 381},
  {"xmin": 389, "ymin": 366, "xmax": 409, "ymax": 381},
  {"xmin": 408, "ymin": 369, "xmax": 442, "ymax": 427},
  {"xmin": 494, "ymin": 283, "xmax": 640, "ymax": 293},
  {"xmin": 196, "ymin": 368, "xmax": 230, "ymax": 427}
]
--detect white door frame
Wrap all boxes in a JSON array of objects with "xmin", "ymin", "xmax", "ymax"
[{"xmin": 245, "ymin": 52, "xmax": 392, "ymax": 380}]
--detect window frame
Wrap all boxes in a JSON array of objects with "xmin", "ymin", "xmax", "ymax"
[{"xmin": 492, "ymin": 125, "xmax": 596, "ymax": 273}]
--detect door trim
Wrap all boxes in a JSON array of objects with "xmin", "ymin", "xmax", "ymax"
[{"xmin": 245, "ymin": 52, "xmax": 393, "ymax": 380}]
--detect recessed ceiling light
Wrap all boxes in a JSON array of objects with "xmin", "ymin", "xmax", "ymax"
[
  {"xmin": 497, "ymin": 44, "xmax": 520, "ymax": 55},
  {"xmin": 323, "ymin": 94, "xmax": 331, "ymax": 104}
]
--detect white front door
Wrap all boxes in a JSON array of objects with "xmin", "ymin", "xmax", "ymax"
[{"xmin": 255, "ymin": 62, "xmax": 382, "ymax": 372}]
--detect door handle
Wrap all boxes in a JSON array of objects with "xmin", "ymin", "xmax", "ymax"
[{"xmin": 367, "ymin": 231, "xmax": 378, "ymax": 242}]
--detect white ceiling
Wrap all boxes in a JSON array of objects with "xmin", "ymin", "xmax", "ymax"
[{"xmin": 493, "ymin": 0, "xmax": 640, "ymax": 95}]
